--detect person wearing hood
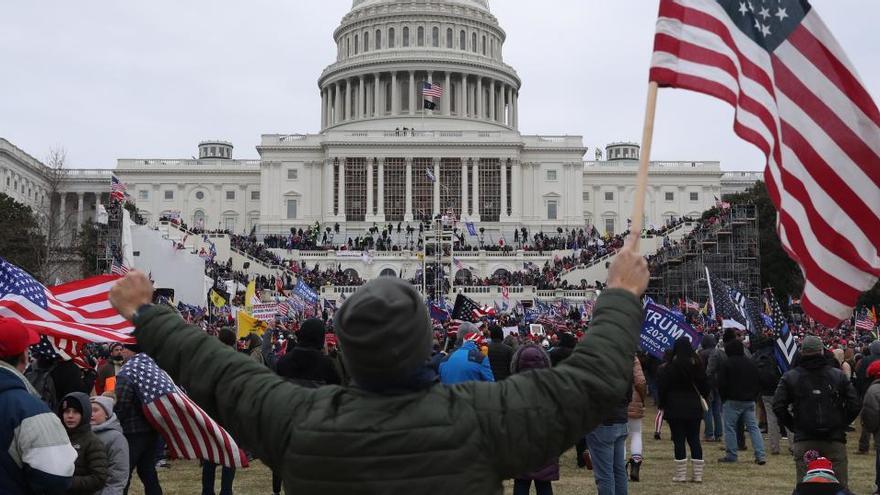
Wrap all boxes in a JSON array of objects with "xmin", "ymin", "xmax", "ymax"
[
  {"xmin": 487, "ymin": 325, "xmax": 514, "ymax": 381},
  {"xmin": 773, "ymin": 336, "xmax": 861, "ymax": 489},
  {"xmin": 96, "ymin": 343, "xmax": 125, "ymax": 396},
  {"xmin": 509, "ymin": 343, "xmax": 558, "ymax": 494},
  {"xmin": 59, "ymin": 392, "xmax": 109, "ymax": 494},
  {"xmin": 107, "ymin": 235, "xmax": 649, "ymax": 494},
  {"xmin": 0, "ymin": 318, "xmax": 77, "ymax": 493},
  {"xmin": 90, "ymin": 396, "xmax": 129, "ymax": 495},
  {"xmin": 439, "ymin": 321, "xmax": 495, "ymax": 384},
  {"xmin": 276, "ymin": 319, "xmax": 341, "ymax": 388},
  {"xmin": 697, "ymin": 334, "xmax": 722, "ymax": 443},
  {"xmin": 717, "ymin": 340, "xmax": 766, "ymax": 465},
  {"xmin": 855, "ymin": 340, "xmax": 880, "ymax": 455}
]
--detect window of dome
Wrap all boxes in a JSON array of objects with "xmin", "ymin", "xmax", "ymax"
[
  {"xmin": 376, "ymin": 29, "xmax": 382, "ymax": 49},
  {"xmin": 446, "ymin": 28, "xmax": 453, "ymax": 48},
  {"xmin": 432, "ymin": 27, "xmax": 439, "ymax": 47},
  {"xmin": 417, "ymin": 26, "xmax": 424, "ymax": 46},
  {"xmin": 354, "ymin": 34, "xmax": 359, "ymax": 54},
  {"xmin": 196, "ymin": 191, "xmax": 205, "ymax": 201},
  {"xmin": 389, "ymin": 27, "xmax": 395, "ymax": 48},
  {"xmin": 460, "ymin": 30, "xmax": 466, "ymax": 50},
  {"xmin": 471, "ymin": 32, "xmax": 477, "ymax": 52},
  {"xmin": 403, "ymin": 27, "xmax": 409, "ymax": 47},
  {"xmin": 482, "ymin": 35, "xmax": 487, "ymax": 55},
  {"xmin": 364, "ymin": 32, "xmax": 369, "ymax": 52}
]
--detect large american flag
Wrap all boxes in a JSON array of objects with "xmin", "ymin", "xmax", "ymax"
[
  {"xmin": 0, "ymin": 258, "xmax": 135, "ymax": 344},
  {"xmin": 117, "ymin": 353, "xmax": 248, "ymax": 468},
  {"xmin": 650, "ymin": 0, "xmax": 880, "ymax": 326}
]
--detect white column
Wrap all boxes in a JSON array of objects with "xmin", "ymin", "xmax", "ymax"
[
  {"xmin": 461, "ymin": 74, "xmax": 468, "ymax": 117},
  {"xmin": 506, "ymin": 86, "xmax": 513, "ymax": 126},
  {"xmin": 391, "ymin": 72, "xmax": 399, "ymax": 115},
  {"xmin": 58, "ymin": 193, "xmax": 67, "ymax": 242},
  {"xmin": 500, "ymin": 162, "xmax": 508, "ymax": 220},
  {"xmin": 513, "ymin": 90, "xmax": 519, "ymax": 129},
  {"xmin": 334, "ymin": 83, "xmax": 343, "ymax": 123},
  {"xmin": 444, "ymin": 72, "xmax": 451, "ymax": 116},
  {"xmin": 321, "ymin": 89, "xmax": 327, "ymax": 128},
  {"xmin": 324, "ymin": 159, "xmax": 334, "ymax": 218},
  {"xmin": 461, "ymin": 159, "xmax": 468, "ymax": 217},
  {"xmin": 358, "ymin": 76, "xmax": 365, "ymax": 120},
  {"xmin": 378, "ymin": 159, "xmax": 385, "ymax": 220},
  {"xmin": 76, "ymin": 193, "xmax": 84, "ymax": 230},
  {"xmin": 471, "ymin": 161, "xmax": 480, "ymax": 221},
  {"xmin": 511, "ymin": 160, "xmax": 522, "ymax": 220},
  {"xmin": 432, "ymin": 158, "xmax": 441, "ymax": 216},
  {"xmin": 408, "ymin": 71, "xmax": 415, "ymax": 116},
  {"xmin": 489, "ymin": 80, "xmax": 495, "ymax": 122},
  {"xmin": 366, "ymin": 159, "xmax": 374, "ymax": 218},
  {"xmin": 374, "ymin": 73, "xmax": 381, "ymax": 117},
  {"xmin": 476, "ymin": 77, "xmax": 483, "ymax": 119},
  {"xmin": 404, "ymin": 158, "xmax": 413, "ymax": 221},
  {"xmin": 338, "ymin": 159, "xmax": 346, "ymax": 220}
]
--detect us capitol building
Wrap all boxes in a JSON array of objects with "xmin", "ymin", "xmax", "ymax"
[{"xmin": 2, "ymin": 0, "xmax": 760, "ymax": 240}]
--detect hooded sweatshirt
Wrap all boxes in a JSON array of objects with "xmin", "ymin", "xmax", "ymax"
[
  {"xmin": 91, "ymin": 412, "xmax": 129, "ymax": 495},
  {"xmin": 60, "ymin": 392, "xmax": 109, "ymax": 494}
]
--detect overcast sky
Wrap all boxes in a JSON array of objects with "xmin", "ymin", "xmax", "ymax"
[{"xmin": 1, "ymin": 0, "xmax": 877, "ymax": 171}]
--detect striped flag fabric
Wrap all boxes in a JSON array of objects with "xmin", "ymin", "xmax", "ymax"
[
  {"xmin": 117, "ymin": 353, "xmax": 248, "ymax": 468},
  {"xmin": 110, "ymin": 260, "xmax": 130, "ymax": 276},
  {"xmin": 110, "ymin": 175, "xmax": 126, "ymax": 202},
  {"xmin": 421, "ymin": 81, "xmax": 444, "ymax": 98},
  {"xmin": 31, "ymin": 335, "xmax": 90, "ymax": 370},
  {"xmin": 0, "ymin": 257, "xmax": 135, "ymax": 344},
  {"xmin": 650, "ymin": 0, "xmax": 880, "ymax": 326}
]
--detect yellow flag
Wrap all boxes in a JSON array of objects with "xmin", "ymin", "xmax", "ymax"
[
  {"xmin": 209, "ymin": 289, "xmax": 226, "ymax": 308},
  {"xmin": 237, "ymin": 310, "xmax": 268, "ymax": 339},
  {"xmin": 244, "ymin": 280, "xmax": 257, "ymax": 311}
]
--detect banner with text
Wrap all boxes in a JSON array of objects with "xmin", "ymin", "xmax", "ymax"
[{"xmin": 640, "ymin": 302, "xmax": 702, "ymax": 359}]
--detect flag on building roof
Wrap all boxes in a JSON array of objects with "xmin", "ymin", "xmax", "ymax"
[
  {"xmin": 0, "ymin": 257, "xmax": 135, "ymax": 344},
  {"xmin": 110, "ymin": 175, "xmax": 126, "ymax": 202},
  {"xmin": 117, "ymin": 353, "xmax": 248, "ymax": 468},
  {"xmin": 650, "ymin": 0, "xmax": 880, "ymax": 326},
  {"xmin": 421, "ymin": 82, "xmax": 444, "ymax": 99}
]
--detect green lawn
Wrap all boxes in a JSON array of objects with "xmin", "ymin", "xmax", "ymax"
[{"xmin": 129, "ymin": 407, "xmax": 876, "ymax": 494}]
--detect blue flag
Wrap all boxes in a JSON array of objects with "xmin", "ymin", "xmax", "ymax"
[
  {"xmin": 293, "ymin": 280, "xmax": 319, "ymax": 305},
  {"xmin": 465, "ymin": 222, "xmax": 477, "ymax": 236},
  {"xmin": 429, "ymin": 302, "xmax": 450, "ymax": 322},
  {"xmin": 641, "ymin": 302, "xmax": 702, "ymax": 359}
]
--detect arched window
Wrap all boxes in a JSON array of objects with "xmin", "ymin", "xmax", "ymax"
[
  {"xmin": 417, "ymin": 26, "xmax": 424, "ymax": 46},
  {"xmin": 389, "ymin": 27, "xmax": 395, "ymax": 48},
  {"xmin": 346, "ymin": 37, "xmax": 350, "ymax": 57},
  {"xmin": 403, "ymin": 27, "xmax": 409, "ymax": 47},
  {"xmin": 460, "ymin": 30, "xmax": 466, "ymax": 50},
  {"xmin": 471, "ymin": 32, "xmax": 477, "ymax": 52},
  {"xmin": 363, "ymin": 32, "xmax": 369, "ymax": 52},
  {"xmin": 379, "ymin": 268, "xmax": 396, "ymax": 277},
  {"xmin": 446, "ymin": 28, "xmax": 453, "ymax": 48},
  {"xmin": 432, "ymin": 27, "xmax": 439, "ymax": 47},
  {"xmin": 491, "ymin": 38, "xmax": 495, "ymax": 58},
  {"xmin": 376, "ymin": 29, "xmax": 382, "ymax": 49},
  {"xmin": 354, "ymin": 34, "xmax": 359, "ymax": 54},
  {"xmin": 482, "ymin": 35, "xmax": 486, "ymax": 55}
]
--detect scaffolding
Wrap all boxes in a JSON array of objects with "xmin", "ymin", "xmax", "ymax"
[
  {"xmin": 646, "ymin": 204, "xmax": 760, "ymax": 305},
  {"xmin": 95, "ymin": 201, "xmax": 123, "ymax": 274},
  {"xmin": 422, "ymin": 214, "xmax": 455, "ymax": 301}
]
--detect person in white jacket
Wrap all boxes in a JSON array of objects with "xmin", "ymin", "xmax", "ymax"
[{"xmin": 91, "ymin": 395, "xmax": 130, "ymax": 495}]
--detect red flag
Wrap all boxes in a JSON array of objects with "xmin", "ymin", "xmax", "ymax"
[{"xmin": 650, "ymin": 0, "xmax": 880, "ymax": 326}]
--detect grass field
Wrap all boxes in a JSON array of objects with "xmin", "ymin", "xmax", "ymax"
[{"xmin": 129, "ymin": 407, "xmax": 877, "ymax": 494}]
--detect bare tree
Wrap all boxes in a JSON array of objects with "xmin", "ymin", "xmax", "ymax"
[{"xmin": 31, "ymin": 147, "xmax": 76, "ymax": 283}]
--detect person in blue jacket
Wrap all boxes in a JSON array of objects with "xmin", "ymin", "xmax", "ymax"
[
  {"xmin": 0, "ymin": 317, "xmax": 77, "ymax": 494},
  {"xmin": 439, "ymin": 322, "xmax": 495, "ymax": 384}
]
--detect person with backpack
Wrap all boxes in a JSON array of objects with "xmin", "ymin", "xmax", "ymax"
[
  {"xmin": 1, "ymin": 318, "xmax": 77, "ymax": 493},
  {"xmin": 752, "ymin": 338, "xmax": 787, "ymax": 456},
  {"xmin": 717, "ymin": 340, "xmax": 767, "ymax": 464},
  {"xmin": 773, "ymin": 335, "xmax": 861, "ymax": 489}
]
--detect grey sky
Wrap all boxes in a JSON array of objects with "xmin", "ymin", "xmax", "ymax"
[{"xmin": 1, "ymin": 0, "xmax": 877, "ymax": 171}]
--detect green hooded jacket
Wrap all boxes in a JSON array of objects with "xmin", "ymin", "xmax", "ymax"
[{"xmin": 132, "ymin": 288, "xmax": 642, "ymax": 494}]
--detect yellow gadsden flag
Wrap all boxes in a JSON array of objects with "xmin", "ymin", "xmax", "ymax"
[
  {"xmin": 209, "ymin": 289, "xmax": 227, "ymax": 309},
  {"xmin": 237, "ymin": 310, "xmax": 268, "ymax": 339}
]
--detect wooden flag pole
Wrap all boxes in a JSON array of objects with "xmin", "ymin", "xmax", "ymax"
[{"xmin": 629, "ymin": 81, "xmax": 660, "ymax": 249}]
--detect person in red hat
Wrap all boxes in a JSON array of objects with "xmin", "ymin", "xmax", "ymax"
[
  {"xmin": 0, "ymin": 317, "xmax": 77, "ymax": 493},
  {"xmin": 792, "ymin": 452, "xmax": 854, "ymax": 495}
]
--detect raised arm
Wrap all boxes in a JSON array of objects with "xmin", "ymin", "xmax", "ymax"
[
  {"xmin": 471, "ymin": 238, "xmax": 647, "ymax": 477},
  {"xmin": 109, "ymin": 273, "xmax": 310, "ymax": 466}
]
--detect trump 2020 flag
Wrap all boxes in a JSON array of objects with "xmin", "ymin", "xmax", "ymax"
[
  {"xmin": 650, "ymin": 0, "xmax": 880, "ymax": 326},
  {"xmin": 117, "ymin": 353, "xmax": 248, "ymax": 468}
]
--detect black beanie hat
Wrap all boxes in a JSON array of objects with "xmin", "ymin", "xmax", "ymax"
[
  {"xmin": 489, "ymin": 325, "xmax": 503, "ymax": 341},
  {"xmin": 297, "ymin": 319, "xmax": 326, "ymax": 350},
  {"xmin": 335, "ymin": 278, "xmax": 432, "ymax": 384},
  {"xmin": 722, "ymin": 328, "xmax": 737, "ymax": 344}
]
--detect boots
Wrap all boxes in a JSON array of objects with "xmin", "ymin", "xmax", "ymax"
[
  {"xmin": 692, "ymin": 459, "xmax": 705, "ymax": 483},
  {"xmin": 673, "ymin": 459, "xmax": 688, "ymax": 482},
  {"xmin": 628, "ymin": 458, "xmax": 642, "ymax": 482}
]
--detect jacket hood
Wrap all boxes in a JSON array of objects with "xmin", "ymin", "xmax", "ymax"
[
  {"xmin": 725, "ymin": 340, "xmax": 745, "ymax": 357},
  {"xmin": 511, "ymin": 344, "xmax": 551, "ymax": 374},
  {"xmin": 870, "ymin": 340, "xmax": 880, "ymax": 356},
  {"xmin": 0, "ymin": 360, "xmax": 35, "ymax": 396},
  {"xmin": 92, "ymin": 413, "xmax": 123, "ymax": 435},
  {"xmin": 60, "ymin": 391, "xmax": 92, "ymax": 431},
  {"xmin": 558, "ymin": 332, "xmax": 577, "ymax": 349},
  {"xmin": 799, "ymin": 353, "xmax": 830, "ymax": 370},
  {"xmin": 285, "ymin": 347, "xmax": 325, "ymax": 374}
]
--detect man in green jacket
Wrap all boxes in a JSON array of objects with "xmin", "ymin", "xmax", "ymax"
[{"xmin": 109, "ymin": 237, "xmax": 648, "ymax": 494}]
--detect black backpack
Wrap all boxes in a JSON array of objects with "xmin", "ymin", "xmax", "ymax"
[
  {"xmin": 25, "ymin": 363, "xmax": 59, "ymax": 411},
  {"xmin": 753, "ymin": 351, "xmax": 781, "ymax": 392},
  {"xmin": 792, "ymin": 367, "xmax": 845, "ymax": 437}
]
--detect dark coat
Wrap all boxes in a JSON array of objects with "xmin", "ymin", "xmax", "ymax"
[
  {"xmin": 132, "ymin": 289, "xmax": 643, "ymax": 495},
  {"xmin": 487, "ymin": 342, "xmax": 514, "ymax": 381},
  {"xmin": 510, "ymin": 345, "xmax": 559, "ymax": 482},
  {"xmin": 717, "ymin": 341, "xmax": 762, "ymax": 402},
  {"xmin": 658, "ymin": 356, "xmax": 710, "ymax": 420},
  {"xmin": 61, "ymin": 392, "xmax": 109, "ymax": 494},
  {"xmin": 276, "ymin": 347, "xmax": 341, "ymax": 387}
]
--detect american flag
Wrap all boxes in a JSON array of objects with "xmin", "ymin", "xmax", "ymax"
[
  {"xmin": 110, "ymin": 260, "xmax": 130, "ymax": 276},
  {"xmin": 650, "ymin": 0, "xmax": 880, "ymax": 326},
  {"xmin": 0, "ymin": 257, "xmax": 135, "ymax": 344},
  {"xmin": 421, "ymin": 82, "xmax": 444, "ymax": 99},
  {"xmin": 451, "ymin": 293, "xmax": 483, "ymax": 323},
  {"xmin": 117, "ymin": 353, "xmax": 248, "ymax": 468},
  {"xmin": 31, "ymin": 335, "xmax": 90, "ymax": 370},
  {"xmin": 277, "ymin": 301, "xmax": 290, "ymax": 317},
  {"xmin": 855, "ymin": 307, "xmax": 876, "ymax": 331},
  {"xmin": 453, "ymin": 257, "xmax": 465, "ymax": 271},
  {"xmin": 110, "ymin": 175, "xmax": 126, "ymax": 202}
]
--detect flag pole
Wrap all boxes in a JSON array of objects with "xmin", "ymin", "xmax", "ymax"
[{"xmin": 629, "ymin": 81, "xmax": 659, "ymax": 249}]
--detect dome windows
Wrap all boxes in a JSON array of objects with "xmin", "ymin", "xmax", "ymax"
[
  {"xmin": 446, "ymin": 28, "xmax": 453, "ymax": 48},
  {"xmin": 403, "ymin": 26, "xmax": 409, "ymax": 47},
  {"xmin": 471, "ymin": 32, "xmax": 477, "ymax": 52},
  {"xmin": 389, "ymin": 27, "xmax": 395, "ymax": 48},
  {"xmin": 417, "ymin": 26, "xmax": 425, "ymax": 46},
  {"xmin": 432, "ymin": 27, "xmax": 439, "ymax": 47},
  {"xmin": 375, "ymin": 29, "xmax": 382, "ymax": 49},
  {"xmin": 363, "ymin": 31, "xmax": 369, "ymax": 52},
  {"xmin": 460, "ymin": 30, "xmax": 466, "ymax": 50}
]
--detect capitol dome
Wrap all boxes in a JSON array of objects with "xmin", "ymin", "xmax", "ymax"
[{"xmin": 318, "ymin": 0, "xmax": 520, "ymax": 131}]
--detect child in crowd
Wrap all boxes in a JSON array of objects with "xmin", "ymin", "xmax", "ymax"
[
  {"xmin": 59, "ymin": 392, "xmax": 109, "ymax": 494},
  {"xmin": 91, "ymin": 396, "xmax": 130, "ymax": 495}
]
